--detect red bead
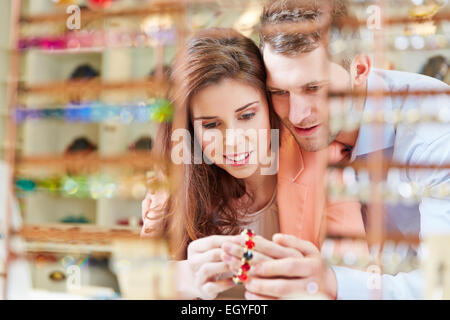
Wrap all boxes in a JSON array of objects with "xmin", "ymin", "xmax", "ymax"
[
  {"xmin": 245, "ymin": 240, "xmax": 255, "ymax": 249},
  {"xmin": 241, "ymin": 262, "xmax": 250, "ymax": 272},
  {"xmin": 238, "ymin": 273, "xmax": 248, "ymax": 282},
  {"xmin": 88, "ymin": 0, "xmax": 113, "ymax": 9},
  {"xmin": 247, "ymin": 230, "xmax": 255, "ymax": 237}
]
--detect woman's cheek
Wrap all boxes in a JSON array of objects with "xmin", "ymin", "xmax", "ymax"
[
  {"xmin": 254, "ymin": 116, "xmax": 273, "ymax": 162},
  {"xmin": 202, "ymin": 139, "xmax": 222, "ymax": 165}
]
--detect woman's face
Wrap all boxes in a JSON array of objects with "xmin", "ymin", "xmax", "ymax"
[{"xmin": 191, "ymin": 78, "xmax": 272, "ymax": 179}]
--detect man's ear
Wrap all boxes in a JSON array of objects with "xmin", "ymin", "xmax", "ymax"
[{"xmin": 350, "ymin": 54, "xmax": 371, "ymax": 87}]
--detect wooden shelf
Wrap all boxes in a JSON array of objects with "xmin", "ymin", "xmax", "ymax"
[
  {"xmin": 18, "ymin": 223, "xmax": 141, "ymax": 245},
  {"xmin": 21, "ymin": 2, "xmax": 186, "ymax": 24},
  {"xmin": 17, "ymin": 153, "xmax": 162, "ymax": 174}
]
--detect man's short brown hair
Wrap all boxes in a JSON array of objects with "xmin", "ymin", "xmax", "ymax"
[{"xmin": 260, "ymin": 0, "xmax": 360, "ymax": 70}]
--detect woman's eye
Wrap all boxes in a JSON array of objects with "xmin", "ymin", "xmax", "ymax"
[
  {"xmin": 203, "ymin": 122, "xmax": 219, "ymax": 129},
  {"xmin": 240, "ymin": 112, "xmax": 255, "ymax": 120}
]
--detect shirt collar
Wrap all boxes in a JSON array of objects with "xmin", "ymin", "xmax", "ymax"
[{"xmin": 350, "ymin": 68, "xmax": 396, "ymax": 162}]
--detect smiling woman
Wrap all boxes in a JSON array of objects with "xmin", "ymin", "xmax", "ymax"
[
  {"xmin": 169, "ymin": 78, "xmax": 279, "ymax": 175},
  {"xmin": 141, "ymin": 28, "xmax": 281, "ymax": 299},
  {"xmin": 155, "ymin": 28, "xmax": 280, "ymax": 251},
  {"xmin": 190, "ymin": 78, "xmax": 268, "ymax": 175}
]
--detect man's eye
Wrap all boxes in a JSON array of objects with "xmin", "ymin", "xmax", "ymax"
[
  {"xmin": 270, "ymin": 90, "xmax": 288, "ymax": 96},
  {"xmin": 240, "ymin": 112, "xmax": 255, "ymax": 120},
  {"xmin": 203, "ymin": 122, "xmax": 219, "ymax": 129},
  {"xmin": 306, "ymin": 85, "xmax": 320, "ymax": 92}
]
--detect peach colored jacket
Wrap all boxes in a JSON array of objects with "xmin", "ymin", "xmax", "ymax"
[
  {"xmin": 277, "ymin": 128, "xmax": 366, "ymax": 248},
  {"xmin": 141, "ymin": 128, "xmax": 366, "ymax": 247}
]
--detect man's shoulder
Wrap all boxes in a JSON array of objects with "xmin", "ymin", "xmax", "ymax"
[
  {"xmin": 371, "ymin": 69, "xmax": 449, "ymax": 162},
  {"xmin": 373, "ymin": 68, "xmax": 449, "ymax": 92}
]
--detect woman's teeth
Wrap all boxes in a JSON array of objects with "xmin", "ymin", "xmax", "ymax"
[{"xmin": 225, "ymin": 152, "xmax": 249, "ymax": 162}]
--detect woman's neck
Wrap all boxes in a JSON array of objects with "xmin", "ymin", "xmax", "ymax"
[{"xmin": 242, "ymin": 172, "xmax": 277, "ymax": 213}]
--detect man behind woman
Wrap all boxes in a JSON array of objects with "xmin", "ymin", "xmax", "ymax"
[{"xmin": 141, "ymin": 26, "xmax": 365, "ymax": 299}]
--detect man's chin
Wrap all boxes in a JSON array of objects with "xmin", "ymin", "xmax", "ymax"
[
  {"xmin": 298, "ymin": 142, "xmax": 325, "ymax": 152},
  {"xmin": 292, "ymin": 136, "xmax": 329, "ymax": 152}
]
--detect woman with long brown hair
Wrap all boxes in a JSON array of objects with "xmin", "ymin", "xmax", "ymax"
[{"xmin": 141, "ymin": 28, "xmax": 292, "ymax": 299}]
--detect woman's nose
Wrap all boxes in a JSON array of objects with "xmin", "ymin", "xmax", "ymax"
[{"xmin": 224, "ymin": 127, "xmax": 247, "ymax": 152}]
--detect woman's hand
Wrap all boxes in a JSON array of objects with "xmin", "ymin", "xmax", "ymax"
[
  {"xmin": 140, "ymin": 189, "xmax": 169, "ymax": 238},
  {"xmin": 177, "ymin": 235, "xmax": 236, "ymax": 300}
]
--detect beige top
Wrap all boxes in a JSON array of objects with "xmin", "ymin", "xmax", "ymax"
[
  {"xmin": 218, "ymin": 190, "xmax": 280, "ymax": 300},
  {"xmin": 243, "ymin": 189, "xmax": 280, "ymax": 240}
]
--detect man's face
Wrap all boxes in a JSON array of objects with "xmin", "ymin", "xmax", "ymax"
[{"xmin": 263, "ymin": 44, "xmax": 352, "ymax": 152}]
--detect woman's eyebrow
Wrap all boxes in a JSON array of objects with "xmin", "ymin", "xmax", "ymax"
[
  {"xmin": 235, "ymin": 101, "xmax": 259, "ymax": 113},
  {"xmin": 192, "ymin": 115, "xmax": 218, "ymax": 120},
  {"xmin": 193, "ymin": 101, "xmax": 258, "ymax": 120}
]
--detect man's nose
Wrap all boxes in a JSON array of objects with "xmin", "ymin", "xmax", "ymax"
[{"xmin": 289, "ymin": 94, "xmax": 312, "ymax": 125}]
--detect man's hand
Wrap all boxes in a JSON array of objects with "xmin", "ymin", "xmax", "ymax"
[
  {"xmin": 221, "ymin": 234, "xmax": 303, "ymax": 273},
  {"xmin": 223, "ymin": 233, "xmax": 337, "ymax": 300}
]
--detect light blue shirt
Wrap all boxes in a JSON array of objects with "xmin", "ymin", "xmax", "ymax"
[{"xmin": 332, "ymin": 68, "xmax": 450, "ymax": 300}]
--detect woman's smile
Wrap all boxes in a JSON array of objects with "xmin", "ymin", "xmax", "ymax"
[{"xmin": 223, "ymin": 151, "xmax": 253, "ymax": 166}]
